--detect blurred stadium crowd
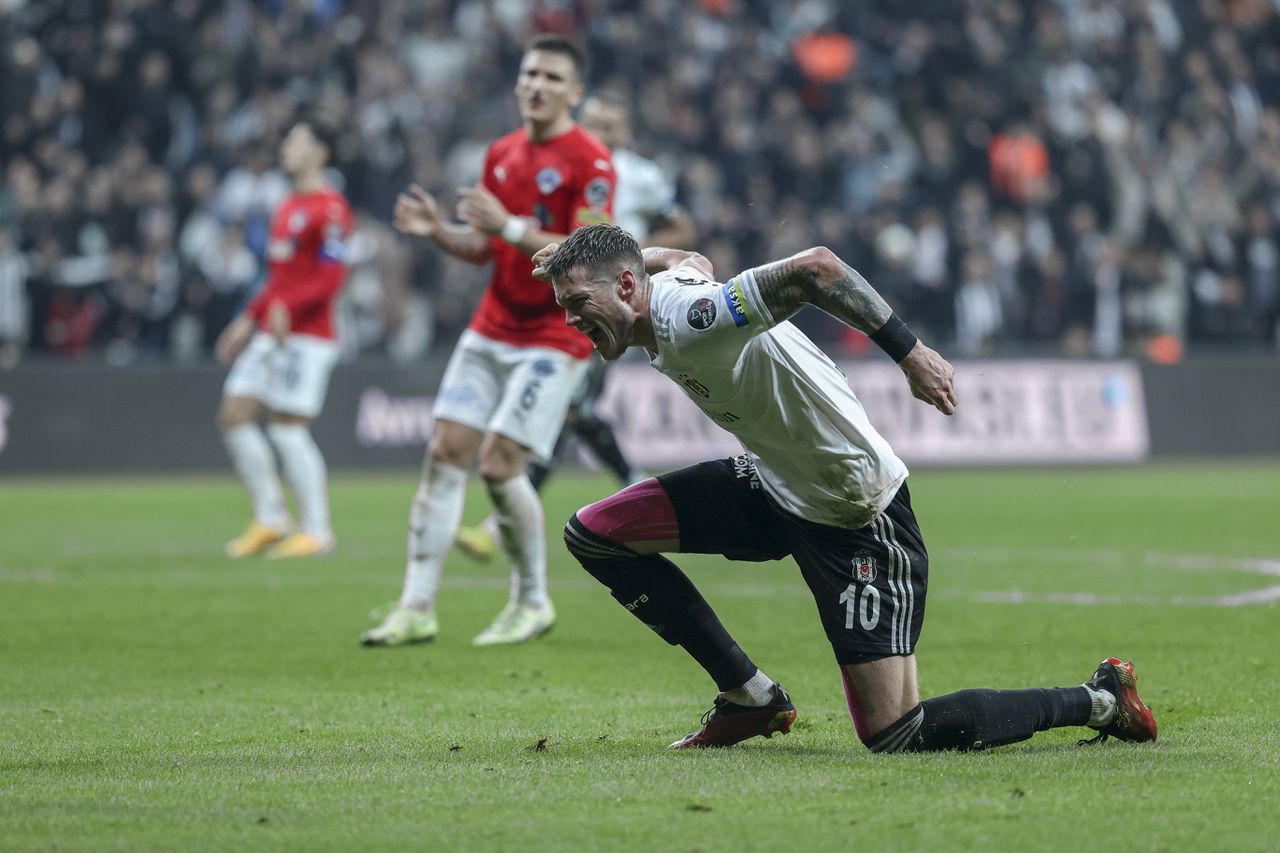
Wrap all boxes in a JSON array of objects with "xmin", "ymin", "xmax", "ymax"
[{"xmin": 1, "ymin": 0, "xmax": 1278, "ymax": 368}]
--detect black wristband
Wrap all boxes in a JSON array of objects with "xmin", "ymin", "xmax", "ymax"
[{"xmin": 870, "ymin": 314, "xmax": 918, "ymax": 362}]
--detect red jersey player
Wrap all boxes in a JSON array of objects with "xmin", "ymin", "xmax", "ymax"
[
  {"xmin": 362, "ymin": 35, "xmax": 614, "ymax": 648},
  {"xmin": 216, "ymin": 119, "xmax": 353, "ymax": 560}
]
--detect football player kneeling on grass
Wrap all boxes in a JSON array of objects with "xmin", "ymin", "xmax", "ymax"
[{"xmin": 540, "ymin": 224, "xmax": 1158, "ymax": 751}]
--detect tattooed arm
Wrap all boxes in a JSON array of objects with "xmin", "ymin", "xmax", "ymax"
[{"xmin": 751, "ymin": 247, "xmax": 959, "ymax": 415}]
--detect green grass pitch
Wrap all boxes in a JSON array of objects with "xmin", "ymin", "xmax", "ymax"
[{"xmin": 2, "ymin": 463, "xmax": 1278, "ymax": 850}]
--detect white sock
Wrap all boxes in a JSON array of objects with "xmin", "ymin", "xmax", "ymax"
[
  {"xmin": 1084, "ymin": 685, "xmax": 1117, "ymax": 727},
  {"xmin": 482, "ymin": 513, "xmax": 500, "ymax": 541},
  {"xmin": 720, "ymin": 669, "xmax": 775, "ymax": 707},
  {"xmin": 400, "ymin": 461, "xmax": 469, "ymax": 612},
  {"xmin": 267, "ymin": 423, "xmax": 331, "ymax": 538},
  {"xmin": 223, "ymin": 424, "xmax": 289, "ymax": 529},
  {"xmin": 486, "ymin": 474, "xmax": 548, "ymax": 608}
]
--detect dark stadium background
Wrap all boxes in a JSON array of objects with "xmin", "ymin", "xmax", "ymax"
[{"xmin": 1, "ymin": 0, "xmax": 1277, "ymax": 469}]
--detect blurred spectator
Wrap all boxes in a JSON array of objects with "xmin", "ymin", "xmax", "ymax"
[{"xmin": 1, "ymin": 0, "xmax": 1278, "ymax": 364}]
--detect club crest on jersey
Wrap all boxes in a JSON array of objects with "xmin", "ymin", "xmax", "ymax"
[
  {"xmin": 536, "ymin": 167, "xmax": 564, "ymax": 195},
  {"xmin": 494, "ymin": 165, "xmax": 508, "ymax": 183},
  {"xmin": 851, "ymin": 555, "xmax": 877, "ymax": 584},
  {"xmin": 687, "ymin": 297, "xmax": 717, "ymax": 330},
  {"xmin": 584, "ymin": 177, "xmax": 612, "ymax": 208},
  {"xmin": 288, "ymin": 211, "xmax": 308, "ymax": 232},
  {"xmin": 722, "ymin": 280, "xmax": 750, "ymax": 327}
]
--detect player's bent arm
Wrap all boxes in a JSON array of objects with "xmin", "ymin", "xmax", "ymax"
[
  {"xmin": 751, "ymin": 246, "xmax": 892, "ymax": 335},
  {"xmin": 753, "ymin": 246, "xmax": 958, "ymax": 415},
  {"xmin": 429, "ymin": 222, "xmax": 494, "ymax": 265},
  {"xmin": 505, "ymin": 223, "xmax": 579, "ymax": 260},
  {"xmin": 640, "ymin": 247, "xmax": 713, "ymax": 277}
]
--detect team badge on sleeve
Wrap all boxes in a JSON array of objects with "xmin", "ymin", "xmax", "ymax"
[
  {"xmin": 687, "ymin": 297, "xmax": 718, "ymax": 330},
  {"xmin": 721, "ymin": 280, "xmax": 751, "ymax": 327},
  {"xmin": 318, "ymin": 222, "xmax": 348, "ymax": 263}
]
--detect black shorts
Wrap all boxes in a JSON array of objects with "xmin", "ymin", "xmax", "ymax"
[{"xmin": 657, "ymin": 455, "xmax": 929, "ymax": 665}]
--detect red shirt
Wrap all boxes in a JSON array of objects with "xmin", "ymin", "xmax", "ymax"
[
  {"xmin": 469, "ymin": 126, "xmax": 614, "ymax": 359},
  {"xmin": 250, "ymin": 187, "xmax": 354, "ymax": 340}
]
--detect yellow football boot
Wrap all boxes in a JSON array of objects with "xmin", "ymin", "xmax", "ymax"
[
  {"xmin": 225, "ymin": 522, "xmax": 288, "ymax": 558},
  {"xmin": 455, "ymin": 524, "xmax": 497, "ymax": 562},
  {"xmin": 266, "ymin": 532, "xmax": 335, "ymax": 559}
]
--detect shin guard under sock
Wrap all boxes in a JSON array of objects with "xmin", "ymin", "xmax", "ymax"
[
  {"xmin": 563, "ymin": 514, "xmax": 756, "ymax": 690},
  {"xmin": 866, "ymin": 687, "xmax": 1093, "ymax": 753}
]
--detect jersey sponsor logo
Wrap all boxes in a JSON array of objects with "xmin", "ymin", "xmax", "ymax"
[
  {"xmin": 267, "ymin": 238, "xmax": 296, "ymax": 261},
  {"xmin": 673, "ymin": 276, "xmax": 708, "ymax": 287},
  {"xmin": 721, "ymin": 280, "xmax": 751, "ymax": 327},
  {"xmin": 288, "ymin": 211, "xmax": 308, "ymax": 232},
  {"xmin": 536, "ymin": 167, "xmax": 564, "ymax": 195},
  {"xmin": 532, "ymin": 358, "xmax": 556, "ymax": 377},
  {"xmin": 852, "ymin": 554, "xmax": 877, "ymax": 584},
  {"xmin": 584, "ymin": 177, "xmax": 612, "ymax": 208},
  {"xmin": 686, "ymin": 297, "xmax": 717, "ymax": 330},
  {"xmin": 732, "ymin": 453, "xmax": 760, "ymax": 488},
  {"xmin": 678, "ymin": 374, "xmax": 710, "ymax": 398},
  {"xmin": 593, "ymin": 159, "xmax": 612, "ymax": 171},
  {"xmin": 575, "ymin": 207, "xmax": 610, "ymax": 226}
]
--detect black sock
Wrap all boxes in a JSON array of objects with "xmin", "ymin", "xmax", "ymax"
[
  {"xmin": 573, "ymin": 415, "xmax": 636, "ymax": 485},
  {"xmin": 563, "ymin": 514, "xmax": 756, "ymax": 690},
  {"xmin": 866, "ymin": 687, "xmax": 1093, "ymax": 753}
]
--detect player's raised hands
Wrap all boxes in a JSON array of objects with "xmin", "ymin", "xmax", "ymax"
[
  {"xmin": 898, "ymin": 342, "xmax": 958, "ymax": 415},
  {"xmin": 394, "ymin": 185, "xmax": 442, "ymax": 237},
  {"xmin": 531, "ymin": 243, "xmax": 560, "ymax": 281},
  {"xmin": 457, "ymin": 185, "xmax": 511, "ymax": 234}
]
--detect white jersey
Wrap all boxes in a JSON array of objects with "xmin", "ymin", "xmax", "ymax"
[
  {"xmin": 612, "ymin": 148, "xmax": 677, "ymax": 242},
  {"xmin": 647, "ymin": 265, "xmax": 908, "ymax": 530}
]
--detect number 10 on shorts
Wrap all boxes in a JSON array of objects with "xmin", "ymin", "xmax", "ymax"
[{"xmin": 841, "ymin": 583, "xmax": 881, "ymax": 631}]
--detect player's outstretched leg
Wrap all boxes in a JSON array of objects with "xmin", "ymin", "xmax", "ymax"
[
  {"xmin": 563, "ymin": 480, "xmax": 792, "ymax": 748},
  {"xmin": 842, "ymin": 656, "xmax": 1157, "ymax": 753},
  {"xmin": 220, "ymin": 397, "xmax": 290, "ymax": 557},
  {"xmin": 266, "ymin": 419, "xmax": 335, "ymax": 558}
]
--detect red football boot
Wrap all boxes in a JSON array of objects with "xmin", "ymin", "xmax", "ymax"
[
  {"xmin": 1081, "ymin": 657, "xmax": 1158, "ymax": 744},
  {"xmin": 669, "ymin": 684, "xmax": 797, "ymax": 749}
]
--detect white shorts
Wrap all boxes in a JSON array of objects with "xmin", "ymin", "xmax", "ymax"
[
  {"xmin": 433, "ymin": 329, "xmax": 586, "ymax": 460},
  {"xmin": 224, "ymin": 332, "xmax": 339, "ymax": 418}
]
